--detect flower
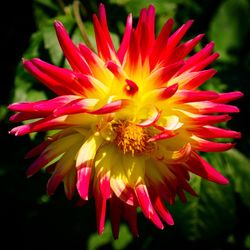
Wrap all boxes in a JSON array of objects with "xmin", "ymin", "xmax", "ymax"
[{"xmin": 9, "ymin": 4, "xmax": 242, "ymax": 238}]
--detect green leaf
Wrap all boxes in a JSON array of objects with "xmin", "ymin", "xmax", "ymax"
[
  {"xmin": 87, "ymin": 221, "xmax": 132, "ymax": 250},
  {"xmin": 0, "ymin": 106, "xmax": 8, "ymax": 121},
  {"xmin": 13, "ymin": 31, "xmax": 47, "ymax": 103},
  {"xmin": 71, "ymin": 22, "xmax": 97, "ymax": 51},
  {"xmin": 209, "ymin": 0, "xmax": 250, "ymax": 62},
  {"xmin": 223, "ymin": 149, "xmax": 250, "ymax": 208},
  {"xmin": 34, "ymin": 0, "xmax": 58, "ymax": 11},
  {"xmin": 171, "ymin": 153, "xmax": 236, "ymax": 241},
  {"xmin": 33, "ymin": 0, "xmax": 60, "ymax": 28},
  {"xmin": 110, "ymin": 0, "xmax": 177, "ymax": 17}
]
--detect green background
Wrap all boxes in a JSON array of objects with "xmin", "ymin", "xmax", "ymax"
[{"xmin": 0, "ymin": 0, "xmax": 250, "ymax": 249}]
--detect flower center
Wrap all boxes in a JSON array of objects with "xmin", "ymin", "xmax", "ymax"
[{"xmin": 113, "ymin": 121, "xmax": 150, "ymax": 155}]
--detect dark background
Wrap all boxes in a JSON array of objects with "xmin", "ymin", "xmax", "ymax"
[{"xmin": 1, "ymin": 0, "xmax": 250, "ymax": 249}]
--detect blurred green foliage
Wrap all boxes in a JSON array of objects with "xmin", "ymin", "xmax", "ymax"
[{"xmin": 1, "ymin": 0, "xmax": 250, "ymax": 249}]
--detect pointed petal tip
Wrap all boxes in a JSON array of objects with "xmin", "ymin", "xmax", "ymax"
[
  {"xmin": 54, "ymin": 20, "xmax": 63, "ymax": 28},
  {"xmin": 97, "ymin": 227, "xmax": 105, "ymax": 235}
]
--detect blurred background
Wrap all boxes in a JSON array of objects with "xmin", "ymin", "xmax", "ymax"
[{"xmin": 0, "ymin": 0, "xmax": 250, "ymax": 249}]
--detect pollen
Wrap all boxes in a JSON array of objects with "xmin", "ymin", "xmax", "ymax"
[{"xmin": 113, "ymin": 121, "xmax": 150, "ymax": 155}]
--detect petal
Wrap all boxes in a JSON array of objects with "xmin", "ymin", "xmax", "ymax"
[
  {"xmin": 214, "ymin": 91, "xmax": 244, "ymax": 103},
  {"xmin": 63, "ymin": 168, "xmax": 76, "ymax": 200},
  {"xmin": 123, "ymin": 203, "xmax": 139, "ymax": 237},
  {"xmin": 76, "ymin": 135, "xmax": 103, "ymax": 200},
  {"xmin": 188, "ymin": 101, "xmax": 239, "ymax": 113},
  {"xmin": 94, "ymin": 190, "xmax": 107, "ymax": 235},
  {"xmin": 191, "ymin": 135, "xmax": 234, "ymax": 152},
  {"xmin": 174, "ymin": 90, "xmax": 219, "ymax": 103},
  {"xmin": 47, "ymin": 144, "xmax": 80, "ymax": 195},
  {"xmin": 153, "ymin": 196, "xmax": 174, "ymax": 225},
  {"xmin": 187, "ymin": 151, "xmax": 229, "ymax": 184},
  {"xmin": 9, "ymin": 95, "xmax": 79, "ymax": 113},
  {"xmin": 167, "ymin": 20, "xmax": 194, "ymax": 52},
  {"xmin": 117, "ymin": 14, "xmax": 133, "ymax": 63},
  {"xmin": 190, "ymin": 125, "xmax": 241, "ymax": 139},
  {"xmin": 53, "ymin": 98, "xmax": 98, "ymax": 117},
  {"xmin": 54, "ymin": 21, "xmax": 91, "ymax": 74},
  {"xmin": 89, "ymin": 99, "xmax": 130, "ymax": 115},
  {"xmin": 150, "ymin": 18, "xmax": 174, "ymax": 69},
  {"xmin": 135, "ymin": 184, "xmax": 164, "ymax": 229},
  {"xmin": 110, "ymin": 196, "xmax": 122, "ymax": 239},
  {"xmin": 178, "ymin": 42, "xmax": 215, "ymax": 73},
  {"xmin": 137, "ymin": 107, "xmax": 161, "ymax": 127}
]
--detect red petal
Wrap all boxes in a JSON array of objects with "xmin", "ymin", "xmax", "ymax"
[
  {"xmin": 148, "ymin": 130, "xmax": 176, "ymax": 142},
  {"xmin": 158, "ymin": 83, "xmax": 179, "ymax": 99},
  {"xmin": 190, "ymin": 125, "xmax": 241, "ymax": 139},
  {"xmin": 189, "ymin": 114, "xmax": 231, "ymax": 126},
  {"xmin": 191, "ymin": 102, "xmax": 239, "ymax": 114},
  {"xmin": 191, "ymin": 52, "xmax": 219, "ymax": 71},
  {"xmin": 9, "ymin": 112, "xmax": 46, "ymax": 122},
  {"xmin": 123, "ymin": 203, "xmax": 139, "ymax": 237},
  {"xmin": 182, "ymin": 34, "xmax": 204, "ymax": 57},
  {"xmin": 89, "ymin": 99, "xmax": 130, "ymax": 115},
  {"xmin": 182, "ymin": 69, "xmax": 216, "ymax": 89},
  {"xmin": 125, "ymin": 79, "xmax": 139, "ymax": 96},
  {"xmin": 106, "ymin": 60, "xmax": 124, "ymax": 79},
  {"xmin": 174, "ymin": 90, "xmax": 219, "ymax": 103},
  {"xmin": 192, "ymin": 137, "xmax": 234, "ymax": 152},
  {"xmin": 110, "ymin": 196, "xmax": 122, "ymax": 239},
  {"xmin": 150, "ymin": 18, "xmax": 174, "ymax": 69},
  {"xmin": 25, "ymin": 140, "xmax": 52, "ymax": 159},
  {"xmin": 54, "ymin": 21, "xmax": 91, "ymax": 74},
  {"xmin": 94, "ymin": 190, "xmax": 107, "ymax": 235},
  {"xmin": 215, "ymin": 91, "xmax": 244, "ymax": 103},
  {"xmin": 178, "ymin": 42, "xmax": 215, "ymax": 73},
  {"xmin": 167, "ymin": 20, "xmax": 194, "ymax": 53},
  {"xmin": 154, "ymin": 197, "xmax": 174, "ymax": 225},
  {"xmin": 135, "ymin": 184, "xmax": 164, "ymax": 229},
  {"xmin": 63, "ymin": 168, "xmax": 76, "ymax": 200},
  {"xmin": 117, "ymin": 14, "xmax": 133, "ymax": 64},
  {"xmin": 23, "ymin": 59, "xmax": 70, "ymax": 95},
  {"xmin": 93, "ymin": 14, "xmax": 112, "ymax": 61},
  {"xmin": 77, "ymin": 165, "xmax": 92, "ymax": 200},
  {"xmin": 98, "ymin": 4, "xmax": 115, "ymax": 51},
  {"xmin": 53, "ymin": 98, "xmax": 98, "ymax": 117},
  {"xmin": 137, "ymin": 108, "xmax": 161, "ymax": 127},
  {"xmin": 9, "ymin": 115, "xmax": 70, "ymax": 136},
  {"xmin": 8, "ymin": 95, "xmax": 79, "ymax": 113},
  {"xmin": 187, "ymin": 152, "xmax": 229, "ymax": 184}
]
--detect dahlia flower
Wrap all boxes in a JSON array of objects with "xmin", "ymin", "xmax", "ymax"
[{"xmin": 9, "ymin": 4, "xmax": 242, "ymax": 238}]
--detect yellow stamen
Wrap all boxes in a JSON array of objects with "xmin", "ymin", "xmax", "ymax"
[{"xmin": 113, "ymin": 121, "xmax": 149, "ymax": 155}]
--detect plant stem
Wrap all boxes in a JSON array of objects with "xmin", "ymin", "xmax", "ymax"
[{"xmin": 73, "ymin": 0, "xmax": 95, "ymax": 51}]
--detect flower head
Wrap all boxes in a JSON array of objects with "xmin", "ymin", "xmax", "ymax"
[{"xmin": 9, "ymin": 4, "xmax": 242, "ymax": 238}]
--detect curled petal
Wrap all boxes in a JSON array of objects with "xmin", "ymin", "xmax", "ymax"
[
  {"xmin": 125, "ymin": 79, "xmax": 139, "ymax": 96},
  {"xmin": 137, "ymin": 107, "xmax": 161, "ymax": 127},
  {"xmin": 148, "ymin": 130, "xmax": 176, "ymax": 142},
  {"xmin": 89, "ymin": 99, "xmax": 131, "ymax": 115}
]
